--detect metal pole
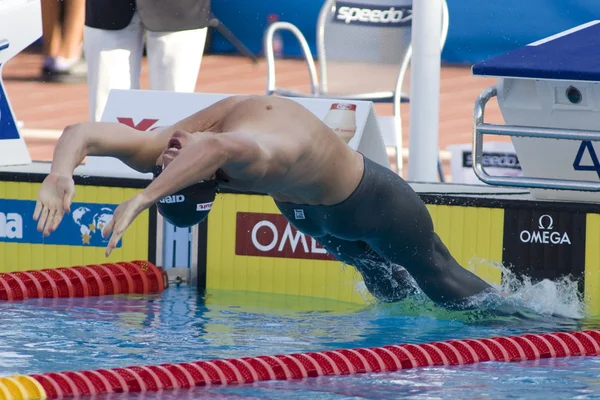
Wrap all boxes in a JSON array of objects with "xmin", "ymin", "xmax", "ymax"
[{"xmin": 408, "ymin": 0, "xmax": 443, "ymax": 181}]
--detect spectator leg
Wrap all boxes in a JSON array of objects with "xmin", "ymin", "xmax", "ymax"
[
  {"xmin": 83, "ymin": 12, "xmax": 145, "ymax": 121},
  {"xmin": 145, "ymin": 27, "xmax": 208, "ymax": 92}
]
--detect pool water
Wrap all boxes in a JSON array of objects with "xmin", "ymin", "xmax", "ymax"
[{"xmin": 1, "ymin": 278, "xmax": 600, "ymax": 399}]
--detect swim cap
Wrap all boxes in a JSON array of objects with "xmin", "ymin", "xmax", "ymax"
[{"xmin": 152, "ymin": 165, "xmax": 218, "ymax": 228}]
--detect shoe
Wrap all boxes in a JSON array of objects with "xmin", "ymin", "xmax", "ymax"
[{"xmin": 41, "ymin": 58, "xmax": 88, "ymax": 84}]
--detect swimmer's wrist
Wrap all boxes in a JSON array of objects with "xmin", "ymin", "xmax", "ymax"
[
  {"xmin": 136, "ymin": 192, "xmax": 155, "ymax": 211},
  {"xmin": 47, "ymin": 170, "xmax": 72, "ymax": 180}
]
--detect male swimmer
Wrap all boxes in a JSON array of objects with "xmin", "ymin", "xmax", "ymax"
[{"xmin": 33, "ymin": 95, "xmax": 494, "ymax": 308}]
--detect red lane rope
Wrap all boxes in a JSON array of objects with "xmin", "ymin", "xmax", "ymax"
[
  {"xmin": 0, "ymin": 261, "xmax": 166, "ymax": 300},
  {"xmin": 20, "ymin": 329, "xmax": 600, "ymax": 399},
  {"xmin": 79, "ymin": 266, "xmax": 106, "ymax": 296},
  {"xmin": 15, "ymin": 271, "xmax": 44, "ymax": 298}
]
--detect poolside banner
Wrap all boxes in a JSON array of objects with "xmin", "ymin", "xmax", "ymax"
[
  {"xmin": 0, "ymin": 198, "xmax": 121, "ymax": 248},
  {"xmin": 235, "ymin": 212, "xmax": 335, "ymax": 261},
  {"xmin": 502, "ymin": 208, "xmax": 586, "ymax": 293},
  {"xmin": 0, "ymin": 179, "xmax": 150, "ymax": 273}
]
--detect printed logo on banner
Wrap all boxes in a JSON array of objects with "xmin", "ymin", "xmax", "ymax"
[
  {"xmin": 117, "ymin": 117, "xmax": 160, "ymax": 131},
  {"xmin": 235, "ymin": 212, "xmax": 335, "ymax": 260},
  {"xmin": 573, "ymin": 140, "xmax": 600, "ymax": 179},
  {"xmin": 333, "ymin": 2, "xmax": 412, "ymax": 27},
  {"xmin": 502, "ymin": 209, "xmax": 585, "ymax": 293},
  {"xmin": 0, "ymin": 82, "xmax": 20, "ymax": 140},
  {"xmin": 519, "ymin": 214, "xmax": 571, "ymax": 245},
  {"xmin": 0, "ymin": 199, "xmax": 121, "ymax": 247},
  {"xmin": 462, "ymin": 151, "xmax": 521, "ymax": 170}
]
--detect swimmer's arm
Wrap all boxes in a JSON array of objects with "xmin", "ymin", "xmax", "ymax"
[
  {"xmin": 139, "ymin": 132, "xmax": 265, "ymax": 207},
  {"xmin": 50, "ymin": 96, "xmax": 249, "ymax": 177},
  {"xmin": 49, "ymin": 122, "xmax": 173, "ymax": 176},
  {"xmin": 103, "ymin": 131, "xmax": 264, "ymax": 256}
]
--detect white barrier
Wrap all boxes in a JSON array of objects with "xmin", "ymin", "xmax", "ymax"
[{"xmin": 0, "ymin": 0, "xmax": 41, "ymax": 167}]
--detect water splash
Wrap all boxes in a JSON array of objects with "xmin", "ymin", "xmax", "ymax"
[
  {"xmin": 352, "ymin": 257, "xmax": 585, "ymax": 322},
  {"xmin": 470, "ymin": 260, "xmax": 585, "ymax": 320}
]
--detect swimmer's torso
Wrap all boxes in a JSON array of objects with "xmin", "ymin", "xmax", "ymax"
[{"xmin": 197, "ymin": 96, "xmax": 364, "ymax": 206}]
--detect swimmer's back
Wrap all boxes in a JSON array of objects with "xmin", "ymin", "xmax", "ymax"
[{"xmin": 214, "ymin": 96, "xmax": 363, "ymax": 205}]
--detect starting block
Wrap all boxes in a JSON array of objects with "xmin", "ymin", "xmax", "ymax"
[
  {"xmin": 472, "ymin": 20, "xmax": 600, "ymax": 203},
  {"xmin": 0, "ymin": 0, "xmax": 41, "ymax": 167}
]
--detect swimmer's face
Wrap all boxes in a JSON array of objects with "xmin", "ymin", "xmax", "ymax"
[{"xmin": 160, "ymin": 130, "xmax": 194, "ymax": 168}]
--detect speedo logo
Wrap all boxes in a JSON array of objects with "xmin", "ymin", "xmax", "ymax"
[
  {"xmin": 159, "ymin": 195, "xmax": 185, "ymax": 204},
  {"xmin": 334, "ymin": 3, "xmax": 412, "ymax": 26}
]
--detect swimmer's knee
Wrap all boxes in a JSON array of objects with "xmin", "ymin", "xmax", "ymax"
[{"xmin": 358, "ymin": 263, "xmax": 419, "ymax": 303}]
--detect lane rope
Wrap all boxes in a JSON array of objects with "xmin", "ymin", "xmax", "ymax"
[
  {"xmin": 2, "ymin": 329, "xmax": 599, "ymax": 400},
  {"xmin": 0, "ymin": 261, "xmax": 167, "ymax": 300}
]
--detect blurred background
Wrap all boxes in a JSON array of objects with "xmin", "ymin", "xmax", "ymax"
[{"xmin": 4, "ymin": 0, "xmax": 600, "ymax": 179}]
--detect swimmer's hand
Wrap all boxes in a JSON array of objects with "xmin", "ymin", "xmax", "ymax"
[
  {"xmin": 33, "ymin": 173, "xmax": 75, "ymax": 236},
  {"xmin": 102, "ymin": 194, "xmax": 148, "ymax": 257}
]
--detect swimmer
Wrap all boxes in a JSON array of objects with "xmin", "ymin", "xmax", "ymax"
[{"xmin": 33, "ymin": 95, "xmax": 494, "ymax": 308}]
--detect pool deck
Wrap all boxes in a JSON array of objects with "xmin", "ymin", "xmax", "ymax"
[{"xmin": 2, "ymin": 46, "xmax": 506, "ymax": 176}]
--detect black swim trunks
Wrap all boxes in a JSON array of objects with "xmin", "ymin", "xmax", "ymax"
[{"xmin": 274, "ymin": 155, "xmax": 492, "ymax": 305}]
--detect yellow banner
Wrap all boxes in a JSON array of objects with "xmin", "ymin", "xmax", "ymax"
[{"xmin": 0, "ymin": 181, "xmax": 150, "ymax": 272}]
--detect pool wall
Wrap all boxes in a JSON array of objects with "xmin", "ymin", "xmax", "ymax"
[
  {"xmin": 197, "ymin": 188, "xmax": 600, "ymax": 314},
  {"xmin": 0, "ymin": 172, "xmax": 156, "ymax": 272}
]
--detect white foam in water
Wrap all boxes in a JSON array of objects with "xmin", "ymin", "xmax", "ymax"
[
  {"xmin": 350, "ymin": 256, "xmax": 585, "ymax": 320},
  {"xmin": 465, "ymin": 259, "xmax": 585, "ymax": 320}
]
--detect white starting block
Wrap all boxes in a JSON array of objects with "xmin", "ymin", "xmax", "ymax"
[
  {"xmin": 471, "ymin": 20, "xmax": 600, "ymax": 203},
  {"xmin": 0, "ymin": 0, "xmax": 41, "ymax": 167}
]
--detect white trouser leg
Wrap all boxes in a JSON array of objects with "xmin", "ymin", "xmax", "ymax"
[
  {"xmin": 145, "ymin": 27, "xmax": 208, "ymax": 92},
  {"xmin": 83, "ymin": 12, "xmax": 145, "ymax": 122}
]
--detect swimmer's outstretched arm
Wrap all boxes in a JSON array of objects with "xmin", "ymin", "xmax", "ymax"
[
  {"xmin": 50, "ymin": 122, "xmax": 170, "ymax": 175},
  {"xmin": 102, "ymin": 132, "xmax": 267, "ymax": 256},
  {"xmin": 34, "ymin": 96, "xmax": 247, "ymax": 237},
  {"xmin": 33, "ymin": 122, "xmax": 173, "ymax": 237},
  {"xmin": 50, "ymin": 95, "xmax": 249, "ymax": 175}
]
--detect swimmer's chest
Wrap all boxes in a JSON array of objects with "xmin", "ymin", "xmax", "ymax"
[{"xmin": 219, "ymin": 100, "xmax": 322, "ymax": 138}]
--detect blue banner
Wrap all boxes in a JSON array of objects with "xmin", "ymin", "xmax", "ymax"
[
  {"xmin": 208, "ymin": 0, "xmax": 600, "ymax": 64},
  {"xmin": 0, "ymin": 199, "xmax": 121, "ymax": 248}
]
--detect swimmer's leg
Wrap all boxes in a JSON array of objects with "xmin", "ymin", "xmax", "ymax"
[
  {"xmin": 366, "ymin": 201, "xmax": 493, "ymax": 307},
  {"xmin": 316, "ymin": 235, "xmax": 418, "ymax": 302},
  {"xmin": 334, "ymin": 156, "xmax": 494, "ymax": 307}
]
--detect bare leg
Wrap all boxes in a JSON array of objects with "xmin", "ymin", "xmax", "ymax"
[
  {"xmin": 42, "ymin": 0, "xmax": 86, "ymax": 81},
  {"xmin": 41, "ymin": 0, "xmax": 62, "ymax": 67},
  {"xmin": 59, "ymin": 0, "xmax": 85, "ymax": 60}
]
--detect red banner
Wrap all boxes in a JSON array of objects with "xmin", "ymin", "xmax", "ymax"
[{"xmin": 235, "ymin": 212, "xmax": 335, "ymax": 261}]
